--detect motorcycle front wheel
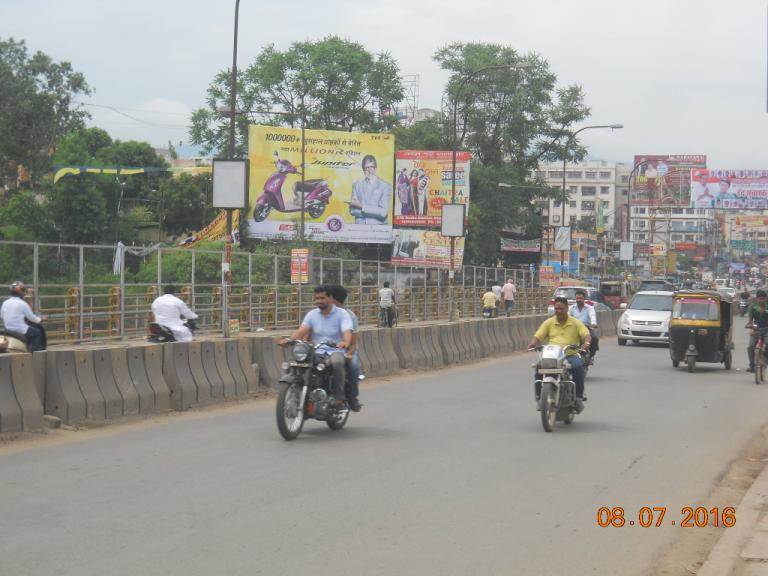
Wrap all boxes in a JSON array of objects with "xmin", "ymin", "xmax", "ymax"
[
  {"xmin": 540, "ymin": 382, "xmax": 557, "ymax": 432},
  {"xmin": 276, "ymin": 382, "xmax": 305, "ymax": 440}
]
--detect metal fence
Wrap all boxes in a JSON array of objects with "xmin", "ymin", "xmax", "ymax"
[{"xmin": 0, "ymin": 241, "xmax": 550, "ymax": 344}]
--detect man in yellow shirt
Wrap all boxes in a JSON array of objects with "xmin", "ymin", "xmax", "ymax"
[
  {"xmin": 528, "ymin": 296, "xmax": 591, "ymax": 407},
  {"xmin": 482, "ymin": 288, "xmax": 498, "ymax": 317}
]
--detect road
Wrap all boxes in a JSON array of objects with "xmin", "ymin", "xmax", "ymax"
[{"xmin": 0, "ymin": 326, "xmax": 765, "ymax": 576}]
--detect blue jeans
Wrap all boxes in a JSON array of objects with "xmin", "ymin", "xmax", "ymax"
[
  {"xmin": 25, "ymin": 324, "xmax": 45, "ymax": 352},
  {"xmin": 568, "ymin": 354, "xmax": 586, "ymax": 398},
  {"xmin": 346, "ymin": 351, "xmax": 361, "ymax": 401}
]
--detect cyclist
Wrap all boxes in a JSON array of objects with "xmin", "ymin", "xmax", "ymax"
[
  {"xmin": 747, "ymin": 289, "xmax": 768, "ymax": 373},
  {"xmin": 379, "ymin": 281, "xmax": 396, "ymax": 327}
]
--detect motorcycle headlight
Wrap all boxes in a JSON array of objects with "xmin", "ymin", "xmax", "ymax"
[{"xmin": 292, "ymin": 342, "xmax": 310, "ymax": 362}]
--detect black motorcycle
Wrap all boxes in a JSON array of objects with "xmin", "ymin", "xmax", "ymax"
[
  {"xmin": 276, "ymin": 339, "xmax": 357, "ymax": 440},
  {"xmin": 147, "ymin": 318, "xmax": 197, "ymax": 343},
  {"xmin": 740, "ymin": 299, "xmax": 750, "ymax": 317}
]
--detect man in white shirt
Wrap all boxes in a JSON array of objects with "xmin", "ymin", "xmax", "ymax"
[
  {"xmin": 150, "ymin": 285, "xmax": 198, "ymax": 343},
  {"xmin": 379, "ymin": 281, "xmax": 396, "ymax": 327},
  {"xmin": 491, "ymin": 283, "xmax": 502, "ymax": 317},
  {"xmin": 501, "ymin": 278, "xmax": 517, "ymax": 316},
  {"xmin": 1, "ymin": 281, "xmax": 45, "ymax": 351},
  {"xmin": 347, "ymin": 155, "xmax": 392, "ymax": 225},
  {"xmin": 569, "ymin": 289, "xmax": 599, "ymax": 358}
]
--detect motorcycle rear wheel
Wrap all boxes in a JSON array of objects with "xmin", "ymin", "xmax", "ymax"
[
  {"xmin": 307, "ymin": 203, "xmax": 326, "ymax": 219},
  {"xmin": 540, "ymin": 382, "xmax": 557, "ymax": 432},
  {"xmin": 276, "ymin": 382, "xmax": 305, "ymax": 440}
]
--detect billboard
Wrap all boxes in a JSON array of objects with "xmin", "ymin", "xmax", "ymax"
[
  {"xmin": 391, "ymin": 229, "xmax": 464, "ymax": 269},
  {"xmin": 690, "ymin": 169, "xmax": 768, "ymax": 209},
  {"xmin": 500, "ymin": 238, "xmax": 541, "ymax": 253},
  {"xmin": 247, "ymin": 125, "xmax": 394, "ymax": 243},
  {"xmin": 539, "ymin": 266, "xmax": 556, "ymax": 286},
  {"xmin": 632, "ymin": 154, "xmax": 706, "ymax": 203},
  {"xmin": 394, "ymin": 150, "xmax": 471, "ymax": 227}
]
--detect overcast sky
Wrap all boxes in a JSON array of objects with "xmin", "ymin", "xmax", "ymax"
[{"xmin": 3, "ymin": 0, "xmax": 767, "ymax": 167}]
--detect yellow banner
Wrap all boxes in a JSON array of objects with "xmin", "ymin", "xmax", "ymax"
[{"xmin": 247, "ymin": 125, "xmax": 394, "ymax": 244}]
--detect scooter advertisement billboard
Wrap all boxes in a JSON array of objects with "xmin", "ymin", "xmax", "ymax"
[
  {"xmin": 393, "ymin": 150, "xmax": 471, "ymax": 227},
  {"xmin": 247, "ymin": 125, "xmax": 395, "ymax": 243}
]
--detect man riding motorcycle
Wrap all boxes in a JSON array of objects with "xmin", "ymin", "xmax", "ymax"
[
  {"xmin": 328, "ymin": 284, "xmax": 362, "ymax": 412},
  {"xmin": 569, "ymin": 289, "xmax": 599, "ymax": 359},
  {"xmin": 150, "ymin": 285, "xmax": 198, "ymax": 342},
  {"xmin": 0, "ymin": 281, "xmax": 46, "ymax": 351},
  {"xmin": 528, "ymin": 296, "xmax": 591, "ymax": 410},
  {"xmin": 747, "ymin": 289, "xmax": 768, "ymax": 373},
  {"xmin": 279, "ymin": 285, "xmax": 353, "ymax": 408}
]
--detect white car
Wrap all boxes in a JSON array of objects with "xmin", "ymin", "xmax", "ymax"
[
  {"xmin": 718, "ymin": 286, "xmax": 737, "ymax": 299},
  {"xmin": 617, "ymin": 291, "xmax": 674, "ymax": 345}
]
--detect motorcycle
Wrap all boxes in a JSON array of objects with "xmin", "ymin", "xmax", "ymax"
[
  {"xmin": 0, "ymin": 321, "xmax": 47, "ymax": 354},
  {"xmin": 532, "ymin": 344, "xmax": 583, "ymax": 432},
  {"xmin": 276, "ymin": 338, "xmax": 361, "ymax": 440},
  {"xmin": 252, "ymin": 152, "xmax": 333, "ymax": 223},
  {"xmin": 147, "ymin": 318, "xmax": 197, "ymax": 343},
  {"xmin": 740, "ymin": 299, "xmax": 749, "ymax": 317}
]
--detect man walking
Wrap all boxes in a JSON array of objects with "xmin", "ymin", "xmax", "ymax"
[{"xmin": 502, "ymin": 278, "xmax": 517, "ymax": 317}]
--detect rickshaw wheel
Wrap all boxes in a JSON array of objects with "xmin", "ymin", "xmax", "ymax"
[
  {"xmin": 724, "ymin": 351, "xmax": 732, "ymax": 370},
  {"xmin": 687, "ymin": 356, "xmax": 696, "ymax": 373}
]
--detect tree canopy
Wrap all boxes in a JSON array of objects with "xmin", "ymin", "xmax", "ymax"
[{"xmin": 190, "ymin": 36, "xmax": 405, "ymax": 157}]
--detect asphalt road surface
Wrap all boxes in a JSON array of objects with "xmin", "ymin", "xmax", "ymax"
[{"xmin": 1, "ymin": 326, "xmax": 765, "ymax": 576}]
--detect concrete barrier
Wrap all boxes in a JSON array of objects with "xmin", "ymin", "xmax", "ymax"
[
  {"xmin": 0, "ymin": 354, "xmax": 44, "ymax": 432},
  {"xmin": 236, "ymin": 338, "xmax": 260, "ymax": 393},
  {"xmin": 392, "ymin": 327, "xmax": 417, "ymax": 370},
  {"xmin": 127, "ymin": 347, "xmax": 158, "ymax": 414},
  {"xmin": 110, "ymin": 348, "xmax": 139, "ymax": 416},
  {"xmin": 214, "ymin": 341, "xmax": 236, "ymax": 399},
  {"xmin": 143, "ymin": 346, "xmax": 171, "ymax": 412},
  {"xmin": 250, "ymin": 336, "xmax": 284, "ymax": 389},
  {"xmin": 200, "ymin": 342, "xmax": 225, "ymax": 399},
  {"xmin": 45, "ymin": 350, "xmax": 86, "ymax": 424},
  {"xmin": 475, "ymin": 320, "xmax": 493, "ymax": 357},
  {"xmin": 451, "ymin": 323, "xmax": 469, "ymax": 362},
  {"xmin": 74, "ymin": 350, "xmax": 106, "ymax": 420},
  {"xmin": 187, "ymin": 341, "xmax": 212, "ymax": 403},
  {"xmin": 377, "ymin": 329, "xmax": 400, "ymax": 374},
  {"xmin": 162, "ymin": 342, "xmax": 198, "ymax": 411},
  {"xmin": 92, "ymin": 349, "xmax": 127, "ymax": 419},
  {"xmin": 423, "ymin": 326, "xmax": 445, "ymax": 369},
  {"xmin": 436, "ymin": 324, "xmax": 456, "ymax": 365},
  {"xmin": 225, "ymin": 340, "xmax": 249, "ymax": 397},
  {"xmin": 358, "ymin": 330, "xmax": 384, "ymax": 377}
]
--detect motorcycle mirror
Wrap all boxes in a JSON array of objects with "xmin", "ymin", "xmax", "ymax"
[{"xmin": 358, "ymin": 375, "xmax": 366, "ymax": 381}]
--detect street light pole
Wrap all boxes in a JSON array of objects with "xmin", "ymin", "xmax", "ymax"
[
  {"xmin": 449, "ymin": 64, "xmax": 514, "ymax": 321},
  {"xmin": 559, "ymin": 124, "xmax": 622, "ymax": 280}
]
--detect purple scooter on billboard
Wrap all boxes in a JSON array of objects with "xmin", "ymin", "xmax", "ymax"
[{"xmin": 253, "ymin": 152, "xmax": 333, "ymax": 222}]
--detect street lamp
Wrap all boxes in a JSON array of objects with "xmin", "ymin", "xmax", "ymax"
[
  {"xmin": 448, "ymin": 64, "xmax": 515, "ymax": 320},
  {"xmin": 559, "ymin": 123, "xmax": 622, "ymax": 278}
]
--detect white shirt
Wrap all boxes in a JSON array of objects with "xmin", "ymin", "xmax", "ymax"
[
  {"xmin": 491, "ymin": 285, "xmax": 502, "ymax": 300},
  {"xmin": 151, "ymin": 294, "xmax": 198, "ymax": 330},
  {"xmin": 569, "ymin": 302, "xmax": 597, "ymax": 326},
  {"xmin": 1, "ymin": 296, "xmax": 41, "ymax": 334},
  {"xmin": 379, "ymin": 287, "xmax": 395, "ymax": 307}
]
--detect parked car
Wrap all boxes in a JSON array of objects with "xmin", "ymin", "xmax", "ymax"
[
  {"xmin": 547, "ymin": 286, "xmax": 611, "ymax": 316},
  {"xmin": 617, "ymin": 291, "xmax": 675, "ymax": 345}
]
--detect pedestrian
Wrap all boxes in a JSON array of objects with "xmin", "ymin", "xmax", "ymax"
[
  {"xmin": 502, "ymin": 278, "xmax": 517, "ymax": 317},
  {"xmin": 491, "ymin": 282, "xmax": 502, "ymax": 317}
]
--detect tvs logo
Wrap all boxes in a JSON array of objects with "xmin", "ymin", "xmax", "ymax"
[{"xmin": 326, "ymin": 217, "xmax": 344, "ymax": 232}]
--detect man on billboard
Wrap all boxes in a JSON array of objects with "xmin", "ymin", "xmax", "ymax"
[
  {"xmin": 714, "ymin": 178, "xmax": 737, "ymax": 207},
  {"xmin": 691, "ymin": 170, "xmax": 715, "ymax": 208},
  {"xmin": 347, "ymin": 155, "xmax": 391, "ymax": 224}
]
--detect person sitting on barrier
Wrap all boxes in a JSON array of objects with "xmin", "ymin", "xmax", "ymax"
[
  {"xmin": 0, "ymin": 281, "xmax": 46, "ymax": 352},
  {"xmin": 379, "ymin": 281, "xmax": 396, "ymax": 327},
  {"xmin": 151, "ymin": 285, "xmax": 198, "ymax": 343},
  {"xmin": 328, "ymin": 284, "xmax": 362, "ymax": 412},
  {"xmin": 279, "ymin": 285, "xmax": 352, "ymax": 408},
  {"xmin": 569, "ymin": 289, "xmax": 599, "ymax": 359},
  {"xmin": 482, "ymin": 287, "xmax": 497, "ymax": 318}
]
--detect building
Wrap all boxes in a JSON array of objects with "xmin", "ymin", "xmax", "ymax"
[{"xmin": 533, "ymin": 160, "xmax": 631, "ymax": 233}]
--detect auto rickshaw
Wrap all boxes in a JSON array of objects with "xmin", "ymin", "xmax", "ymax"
[{"xmin": 669, "ymin": 290, "xmax": 733, "ymax": 373}]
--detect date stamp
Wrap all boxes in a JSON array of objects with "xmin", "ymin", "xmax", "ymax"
[{"xmin": 596, "ymin": 506, "xmax": 736, "ymax": 528}]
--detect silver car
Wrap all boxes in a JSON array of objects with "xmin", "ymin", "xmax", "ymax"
[{"xmin": 617, "ymin": 291, "xmax": 675, "ymax": 345}]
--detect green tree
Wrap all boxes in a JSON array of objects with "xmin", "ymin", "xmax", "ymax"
[
  {"xmin": 0, "ymin": 37, "xmax": 91, "ymax": 188},
  {"xmin": 190, "ymin": 36, "xmax": 405, "ymax": 157},
  {"xmin": 433, "ymin": 42, "xmax": 590, "ymax": 265},
  {"xmin": 0, "ymin": 190, "xmax": 53, "ymax": 241},
  {"xmin": 154, "ymin": 173, "xmax": 216, "ymax": 237},
  {"xmin": 391, "ymin": 117, "xmax": 447, "ymax": 151}
]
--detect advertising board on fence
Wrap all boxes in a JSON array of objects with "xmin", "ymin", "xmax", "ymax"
[
  {"xmin": 391, "ymin": 229, "xmax": 464, "ymax": 269},
  {"xmin": 290, "ymin": 248, "xmax": 310, "ymax": 284},
  {"xmin": 691, "ymin": 170, "xmax": 768, "ymax": 209},
  {"xmin": 393, "ymin": 150, "xmax": 471, "ymax": 227},
  {"xmin": 539, "ymin": 265, "xmax": 556, "ymax": 286},
  {"xmin": 247, "ymin": 125, "xmax": 394, "ymax": 243}
]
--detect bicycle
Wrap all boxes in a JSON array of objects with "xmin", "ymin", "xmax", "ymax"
[{"xmin": 378, "ymin": 305, "xmax": 397, "ymax": 328}]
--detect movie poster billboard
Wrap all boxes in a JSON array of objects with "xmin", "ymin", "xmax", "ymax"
[
  {"xmin": 393, "ymin": 150, "xmax": 471, "ymax": 227},
  {"xmin": 391, "ymin": 229, "xmax": 464, "ymax": 269},
  {"xmin": 247, "ymin": 125, "xmax": 394, "ymax": 243},
  {"xmin": 690, "ymin": 170, "xmax": 768, "ymax": 210},
  {"xmin": 632, "ymin": 154, "xmax": 707, "ymax": 203}
]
